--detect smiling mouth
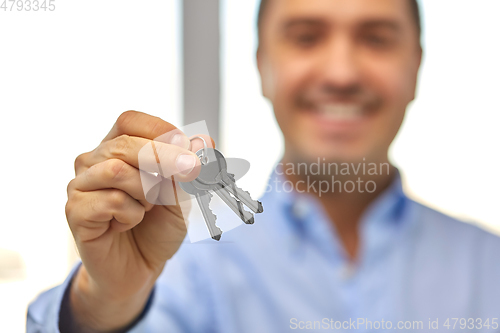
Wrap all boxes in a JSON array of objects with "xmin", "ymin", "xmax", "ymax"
[
  {"xmin": 316, "ymin": 103, "xmax": 365, "ymax": 121},
  {"xmin": 296, "ymin": 90, "xmax": 382, "ymax": 130}
]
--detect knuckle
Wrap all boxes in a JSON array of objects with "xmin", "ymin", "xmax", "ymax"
[
  {"xmin": 108, "ymin": 189, "xmax": 127, "ymax": 208},
  {"xmin": 109, "ymin": 135, "xmax": 131, "ymax": 159},
  {"xmin": 67, "ymin": 180, "xmax": 83, "ymax": 203},
  {"xmin": 66, "ymin": 179, "xmax": 75, "ymax": 196},
  {"xmin": 65, "ymin": 191, "xmax": 82, "ymax": 224},
  {"xmin": 64, "ymin": 200, "xmax": 73, "ymax": 220},
  {"xmin": 148, "ymin": 116, "xmax": 164, "ymax": 137},
  {"xmin": 65, "ymin": 201, "xmax": 77, "ymax": 232},
  {"xmin": 74, "ymin": 153, "xmax": 88, "ymax": 173},
  {"xmin": 104, "ymin": 159, "xmax": 127, "ymax": 181},
  {"xmin": 116, "ymin": 111, "xmax": 137, "ymax": 131}
]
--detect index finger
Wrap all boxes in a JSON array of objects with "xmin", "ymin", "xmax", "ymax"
[
  {"xmin": 102, "ymin": 111, "xmax": 179, "ymax": 143},
  {"xmin": 103, "ymin": 111, "xmax": 216, "ymax": 148}
]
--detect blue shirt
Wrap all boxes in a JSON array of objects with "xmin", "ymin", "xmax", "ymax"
[{"xmin": 27, "ymin": 169, "xmax": 500, "ymax": 332}]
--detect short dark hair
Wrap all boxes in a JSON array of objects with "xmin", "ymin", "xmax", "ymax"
[{"xmin": 257, "ymin": 0, "xmax": 422, "ymax": 46}]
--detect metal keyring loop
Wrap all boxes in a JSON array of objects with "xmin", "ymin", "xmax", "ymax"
[{"xmin": 189, "ymin": 136, "xmax": 209, "ymax": 165}]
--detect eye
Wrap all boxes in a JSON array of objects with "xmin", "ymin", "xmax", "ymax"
[
  {"xmin": 284, "ymin": 26, "xmax": 324, "ymax": 48},
  {"xmin": 294, "ymin": 33, "xmax": 320, "ymax": 47},
  {"xmin": 361, "ymin": 33, "xmax": 395, "ymax": 49}
]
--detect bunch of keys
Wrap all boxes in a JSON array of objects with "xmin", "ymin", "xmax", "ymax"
[{"xmin": 179, "ymin": 137, "xmax": 263, "ymax": 241}]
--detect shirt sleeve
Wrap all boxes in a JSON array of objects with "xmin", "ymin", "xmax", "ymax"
[
  {"xmin": 26, "ymin": 241, "xmax": 216, "ymax": 333},
  {"xmin": 26, "ymin": 261, "xmax": 82, "ymax": 333}
]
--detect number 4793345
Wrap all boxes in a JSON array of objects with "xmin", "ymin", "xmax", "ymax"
[{"xmin": 1, "ymin": 0, "xmax": 56, "ymax": 11}]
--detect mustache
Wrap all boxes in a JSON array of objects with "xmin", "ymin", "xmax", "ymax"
[{"xmin": 296, "ymin": 85, "xmax": 382, "ymax": 108}]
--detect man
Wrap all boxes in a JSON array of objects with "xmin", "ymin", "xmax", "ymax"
[{"xmin": 28, "ymin": 0, "xmax": 500, "ymax": 332}]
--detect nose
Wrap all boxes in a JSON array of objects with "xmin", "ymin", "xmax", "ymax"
[{"xmin": 317, "ymin": 34, "xmax": 361, "ymax": 92}]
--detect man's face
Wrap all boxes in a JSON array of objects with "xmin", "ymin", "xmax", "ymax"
[{"xmin": 257, "ymin": 0, "xmax": 422, "ymax": 164}]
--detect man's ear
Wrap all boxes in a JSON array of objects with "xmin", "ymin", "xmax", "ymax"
[
  {"xmin": 415, "ymin": 46, "xmax": 423, "ymax": 72},
  {"xmin": 409, "ymin": 45, "xmax": 423, "ymax": 102},
  {"xmin": 410, "ymin": 46, "xmax": 423, "ymax": 101},
  {"xmin": 256, "ymin": 46, "xmax": 271, "ymax": 100}
]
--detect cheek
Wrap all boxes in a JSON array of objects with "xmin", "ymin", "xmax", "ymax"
[
  {"xmin": 366, "ymin": 60, "xmax": 416, "ymax": 147},
  {"xmin": 369, "ymin": 59, "xmax": 416, "ymax": 110},
  {"xmin": 271, "ymin": 59, "xmax": 317, "ymax": 139},
  {"xmin": 268, "ymin": 57, "xmax": 313, "ymax": 107}
]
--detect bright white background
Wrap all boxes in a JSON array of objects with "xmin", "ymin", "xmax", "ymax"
[
  {"xmin": 0, "ymin": 0, "xmax": 499, "ymax": 331},
  {"xmin": 0, "ymin": 0, "xmax": 182, "ymax": 331}
]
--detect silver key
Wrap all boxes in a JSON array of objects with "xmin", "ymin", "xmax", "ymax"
[
  {"xmin": 180, "ymin": 137, "xmax": 263, "ymax": 240},
  {"xmin": 193, "ymin": 148, "xmax": 263, "ymax": 219},
  {"xmin": 194, "ymin": 179, "xmax": 255, "ymax": 224},
  {"xmin": 178, "ymin": 181, "xmax": 222, "ymax": 241},
  {"xmin": 218, "ymin": 171, "xmax": 263, "ymax": 214}
]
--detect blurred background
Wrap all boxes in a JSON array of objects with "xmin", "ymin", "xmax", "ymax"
[{"xmin": 0, "ymin": 0, "xmax": 499, "ymax": 331}]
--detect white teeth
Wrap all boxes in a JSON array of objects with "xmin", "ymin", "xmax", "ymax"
[{"xmin": 318, "ymin": 104, "xmax": 363, "ymax": 121}]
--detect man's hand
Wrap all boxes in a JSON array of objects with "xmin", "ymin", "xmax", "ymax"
[{"xmin": 64, "ymin": 111, "xmax": 214, "ymax": 332}]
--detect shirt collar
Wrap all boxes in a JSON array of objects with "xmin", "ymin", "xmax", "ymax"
[
  {"xmin": 262, "ymin": 162, "xmax": 409, "ymax": 235},
  {"xmin": 260, "ymin": 163, "xmax": 414, "ymax": 264}
]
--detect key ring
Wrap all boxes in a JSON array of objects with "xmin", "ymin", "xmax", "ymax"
[{"xmin": 190, "ymin": 136, "xmax": 209, "ymax": 165}]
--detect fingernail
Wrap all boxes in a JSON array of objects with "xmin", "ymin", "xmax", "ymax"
[
  {"xmin": 176, "ymin": 154, "xmax": 196, "ymax": 175},
  {"xmin": 170, "ymin": 134, "xmax": 188, "ymax": 148}
]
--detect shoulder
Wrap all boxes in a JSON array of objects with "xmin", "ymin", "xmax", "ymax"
[
  {"xmin": 408, "ymin": 198, "xmax": 500, "ymax": 256},
  {"xmin": 405, "ymin": 199, "xmax": 500, "ymax": 310}
]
